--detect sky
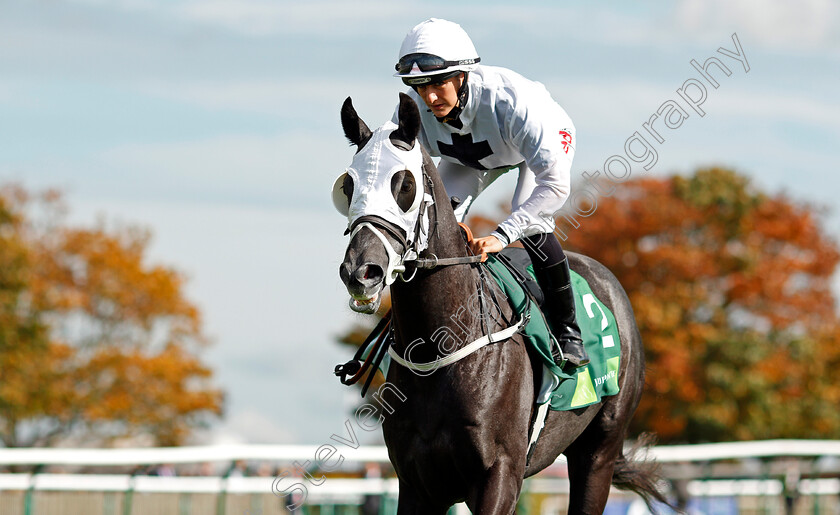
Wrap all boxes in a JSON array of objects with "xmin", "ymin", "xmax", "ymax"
[{"xmin": 2, "ymin": 0, "xmax": 839, "ymax": 445}]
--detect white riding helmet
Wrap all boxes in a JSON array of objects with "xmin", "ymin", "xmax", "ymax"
[{"xmin": 394, "ymin": 19, "xmax": 480, "ymax": 86}]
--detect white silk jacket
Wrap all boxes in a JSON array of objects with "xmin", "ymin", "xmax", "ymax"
[{"xmin": 398, "ymin": 65, "xmax": 576, "ymax": 245}]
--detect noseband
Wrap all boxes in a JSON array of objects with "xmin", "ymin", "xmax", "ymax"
[
  {"xmin": 349, "ymin": 216, "xmax": 412, "ymax": 285},
  {"xmin": 346, "ymin": 173, "xmax": 482, "ymax": 284}
]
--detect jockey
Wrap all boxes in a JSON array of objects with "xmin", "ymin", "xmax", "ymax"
[{"xmin": 393, "ymin": 18, "xmax": 589, "ymax": 368}]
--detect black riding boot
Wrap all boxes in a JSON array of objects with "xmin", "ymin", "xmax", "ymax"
[
  {"xmin": 522, "ymin": 234, "xmax": 590, "ymax": 369},
  {"xmin": 535, "ymin": 257, "xmax": 590, "ymax": 368}
]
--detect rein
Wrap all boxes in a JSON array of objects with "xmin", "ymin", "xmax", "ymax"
[
  {"xmin": 407, "ymin": 214, "xmax": 486, "ymax": 269},
  {"xmin": 401, "ymin": 174, "xmax": 487, "ymax": 271},
  {"xmin": 334, "ymin": 310, "xmax": 393, "ymax": 396},
  {"xmin": 337, "ymin": 170, "xmax": 517, "ymax": 391},
  {"xmin": 334, "ymin": 220, "xmax": 485, "ymax": 392},
  {"xmin": 408, "ymin": 253, "xmax": 484, "ymax": 269}
]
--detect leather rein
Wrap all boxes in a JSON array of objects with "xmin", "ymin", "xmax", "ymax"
[{"xmin": 334, "ymin": 173, "xmax": 488, "ymax": 395}]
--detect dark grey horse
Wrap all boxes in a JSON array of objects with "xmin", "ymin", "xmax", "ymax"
[{"xmin": 336, "ymin": 93, "xmax": 667, "ymax": 514}]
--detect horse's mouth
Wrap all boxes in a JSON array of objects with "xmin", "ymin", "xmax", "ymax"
[{"xmin": 349, "ymin": 291, "xmax": 382, "ymax": 314}]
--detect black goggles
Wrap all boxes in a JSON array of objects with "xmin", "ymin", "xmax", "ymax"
[
  {"xmin": 395, "ymin": 53, "xmax": 480, "ymax": 75},
  {"xmin": 402, "ymin": 70, "xmax": 464, "ymax": 87}
]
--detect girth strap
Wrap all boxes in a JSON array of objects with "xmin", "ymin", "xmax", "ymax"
[
  {"xmin": 387, "ymin": 313, "xmax": 528, "ymax": 373},
  {"xmin": 526, "ymin": 401, "xmax": 551, "ymax": 467}
]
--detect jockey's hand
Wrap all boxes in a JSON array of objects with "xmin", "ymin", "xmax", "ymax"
[{"xmin": 470, "ymin": 235, "xmax": 504, "ymax": 261}]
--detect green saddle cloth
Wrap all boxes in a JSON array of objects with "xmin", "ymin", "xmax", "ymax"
[{"xmin": 483, "ymin": 253, "xmax": 621, "ymax": 411}]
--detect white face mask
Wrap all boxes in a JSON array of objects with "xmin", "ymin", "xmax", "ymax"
[{"xmin": 331, "ymin": 121, "xmax": 433, "ymax": 283}]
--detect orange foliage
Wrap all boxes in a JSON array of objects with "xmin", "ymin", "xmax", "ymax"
[
  {"xmin": 483, "ymin": 168, "xmax": 840, "ymax": 443},
  {"xmin": 0, "ymin": 185, "xmax": 223, "ymax": 447}
]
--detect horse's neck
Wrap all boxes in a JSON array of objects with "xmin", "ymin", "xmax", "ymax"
[{"xmin": 389, "ymin": 171, "xmax": 484, "ymax": 362}]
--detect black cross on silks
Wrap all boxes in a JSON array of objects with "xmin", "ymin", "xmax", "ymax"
[{"xmin": 438, "ymin": 134, "xmax": 493, "ymax": 170}]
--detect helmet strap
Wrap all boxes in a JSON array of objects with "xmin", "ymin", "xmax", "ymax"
[{"xmin": 436, "ymin": 72, "xmax": 469, "ymax": 128}]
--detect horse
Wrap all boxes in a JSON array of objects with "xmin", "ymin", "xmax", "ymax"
[{"xmin": 334, "ymin": 93, "xmax": 667, "ymax": 514}]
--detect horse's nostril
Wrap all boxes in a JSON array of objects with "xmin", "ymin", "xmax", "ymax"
[{"xmin": 355, "ymin": 264, "xmax": 384, "ymax": 286}]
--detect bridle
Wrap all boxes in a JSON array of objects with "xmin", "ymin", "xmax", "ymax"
[
  {"xmin": 346, "ymin": 172, "xmax": 483, "ymax": 285},
  {"xmin": 337, "ymin": 169, "xmax": 525, "ymax": 394}
]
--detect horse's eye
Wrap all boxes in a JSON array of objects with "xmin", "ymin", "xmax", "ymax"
[
  {"xmin": 331, "ymin": 172, "xmax": 354, "ymax": 216},
  {"xmin": 392, "ymin": 171, "xmax": 416, "ymax": 212},
  {"xmin": 342, "ymin": 174, "xmax": 355, "ymax": 202}
]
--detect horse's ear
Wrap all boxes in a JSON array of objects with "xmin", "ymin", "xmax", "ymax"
[
  {"xmin": 341, "ymin": 97, "xmax": 372, "ymax": 149},
  {"xmin": 390, "ymin": 92, "xmax": 420, "ymax": 149}
]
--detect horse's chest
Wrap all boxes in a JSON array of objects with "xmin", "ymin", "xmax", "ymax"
[
  {"xmin": 384, "ymin": 414, "xmax": 492, "ymax": 492},
  {"xmin": 383, "ymin": 392, "xmax": 497, "ymax": 474},
  {"xmin": 385, "ymin": 398, "xmax": 472, "ymax": 441}
]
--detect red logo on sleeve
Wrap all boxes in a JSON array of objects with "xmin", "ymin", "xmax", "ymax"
[{"xmin": 559, "ymin": 130, "xmax": 573, "ymax": 154}]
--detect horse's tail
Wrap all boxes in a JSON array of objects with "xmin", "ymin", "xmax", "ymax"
[{"xmin": 611, "ymin": 433, "xmax": 677, "ymax": 513}]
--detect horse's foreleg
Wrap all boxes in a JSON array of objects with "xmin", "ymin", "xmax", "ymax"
[
  {"xmin": 564, "ymin": 434, "xmax": 624, "ymax": 514},
  {"xmin": 465, "ymin": 457, "xmax": 524, "ymax": 515}
]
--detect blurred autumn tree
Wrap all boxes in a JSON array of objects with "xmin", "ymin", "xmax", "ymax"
[
  {"xmin": 0, "ymin": 185, "xmax": 223, "ymax": 447},
  {"xmin": 337, "ymin": 167, "xmax": 840, "ymax": 444},
  {"xmin": 478, "ymin": 167, "xmax": 840, "ymax": 443}
]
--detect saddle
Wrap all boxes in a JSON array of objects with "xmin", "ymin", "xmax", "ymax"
[
  {"xmin": 335, "ymin": 244, "xmax": 622, "ymax": 412},
  {"xmin": 492, "ymin": 247, "xmax": 546, "ymax": 308},
  {"xmin": 482, "ymin": 248, "xmax": 622, "ymax": 412}
]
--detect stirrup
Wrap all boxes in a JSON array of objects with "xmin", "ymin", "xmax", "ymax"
[
  {"xmin": 552, "ymin": 337, "xmax": 589, "ymax": 369},
  {"xmin": 563, "ymin": 350, "xmax": 590, "ymax": 368}
]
